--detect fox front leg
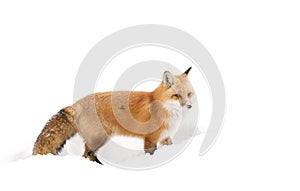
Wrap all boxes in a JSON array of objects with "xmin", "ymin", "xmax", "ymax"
[
  {"xmin": 160, "ymin": 136, "xmax": 173, "ymax": 146},
  {"xmin": 144, "ymin": 137, "xmax": 157, "ymax": 155}
]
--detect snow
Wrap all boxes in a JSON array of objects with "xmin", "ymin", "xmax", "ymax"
[
  {"xmin": 1, "ymin": 1, "xmax": 300, "ymax": 190},
  {"xmin": 0, "ymin": 106, "xmax": 199, "ymax": 164},
  {"xmin": 0, "ymin": 138, "xmax": 203, "ymax": 191},
  {"xmin": 0, "ymin": 123, "xmax": 203, "ymax": 191},
  {"xmin": 0, "ymin": 104, "xmax": 202, "ymax": 190}
]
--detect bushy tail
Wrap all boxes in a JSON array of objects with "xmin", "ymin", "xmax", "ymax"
[{"xmin": 33, "ymin": 106, "xmax": 77, "ymax": 155}]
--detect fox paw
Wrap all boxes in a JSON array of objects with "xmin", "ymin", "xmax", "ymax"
[
  {"xmin": 160, "ymin": 137, "xmax": 173, "ymax": 146},
  {"xmin": 145, "ymin": 145, "xmax": 157, "ymax": 155}
]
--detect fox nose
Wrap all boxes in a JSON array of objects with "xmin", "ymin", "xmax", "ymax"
[{"xmin": 187, "ymin": 104, "xmax": 192, "ymax": 109}]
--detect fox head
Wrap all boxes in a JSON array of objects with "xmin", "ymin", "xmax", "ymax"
[{"xmin": 158, "ymin": 67, "xmax": 195, "ymax": 109}]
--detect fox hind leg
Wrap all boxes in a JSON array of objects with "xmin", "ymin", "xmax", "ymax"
[{"xmin": 83, "ymin": 144, "xmax": 102, "ymax": 165}]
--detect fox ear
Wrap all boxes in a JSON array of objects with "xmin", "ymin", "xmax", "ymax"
[
  {"xmin": 163, "ymin": 71, "xmax": 174, "ymax": 87},
  {"xmin": 182, "ymin": 67, "xmax": 192, "ymax": 76}
]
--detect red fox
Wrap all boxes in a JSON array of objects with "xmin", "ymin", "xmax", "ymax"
[{"xmin": 33, "ymin": 67, "xmax": 194, "ymax": 164}]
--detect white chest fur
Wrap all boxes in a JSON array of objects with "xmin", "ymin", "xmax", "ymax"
[{"xmin": 160, "ymin": 100, "xmax": 183, "ymax": 142}]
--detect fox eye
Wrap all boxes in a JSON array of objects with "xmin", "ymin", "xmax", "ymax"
[
  {"xmin": 187, "ymin": 92, "xmax": 193, "ymax": 98},
  {"xmin": 173, "ymin": 94, "xmax": 182, "ymax": 99}
]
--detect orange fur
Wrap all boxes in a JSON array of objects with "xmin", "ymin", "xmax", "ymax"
[{"xmin": 33, "ymin": 67, "xmax": 194, "ymax": 164}]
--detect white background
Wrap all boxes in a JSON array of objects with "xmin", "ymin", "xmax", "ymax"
[{"xmin": 0, "ymin": 0, "xmax": 300, "ymax": 190}]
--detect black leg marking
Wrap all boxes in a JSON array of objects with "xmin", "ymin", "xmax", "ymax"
[{"xmin": 87, "ymin": 150, "xmax": 103, "ymax": 165}]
